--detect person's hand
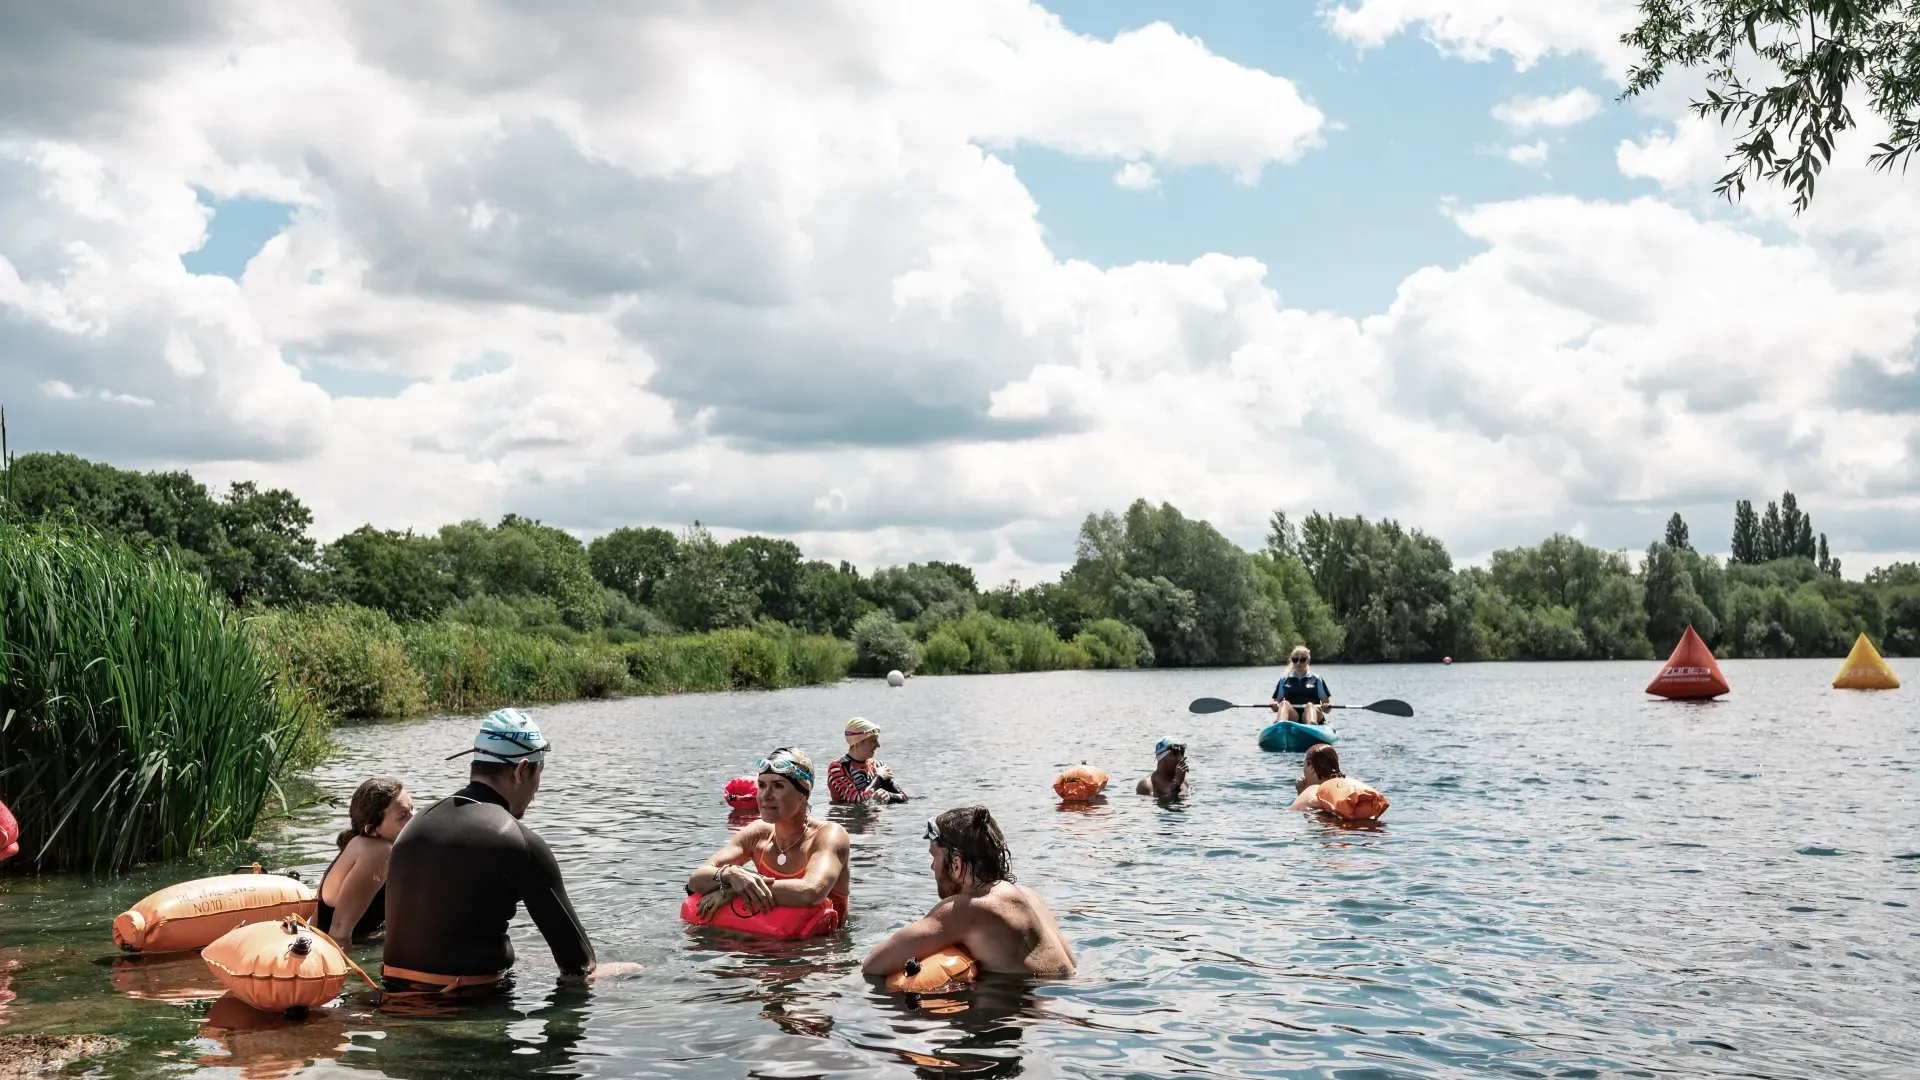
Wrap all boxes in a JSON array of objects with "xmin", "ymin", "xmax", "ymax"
[
  {"xmin": 586, "ymin": 961, "xmax": 645, "ymax": 984},
  {"xmin": 875, "ymin": 764, "xmax": 893, "ymax": 781},
  {"xmin": 696, "ymin": 886, "xmax": 732, "ymax": 920},
  {"xmin": 725, "ymin": 865, "xmax": 776, "ymax": 914}
]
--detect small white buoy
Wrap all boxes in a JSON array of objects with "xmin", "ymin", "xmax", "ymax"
[
  {"xmin": 886, "ymin": 670, "xmax": 905, "ymax": 687},
  {"xmin": 1443, "ymin": 656, "xmax": 1454, "ymax": 666}
]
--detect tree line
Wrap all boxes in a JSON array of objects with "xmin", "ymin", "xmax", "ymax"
[{"xmin": 5, "ymin": 448, "xmax": 1917, "ymax": 668}]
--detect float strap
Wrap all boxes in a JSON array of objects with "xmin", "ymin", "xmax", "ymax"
[{"xmin": 379, "ymin": 964, "xmax": 508, "ymax": 995}]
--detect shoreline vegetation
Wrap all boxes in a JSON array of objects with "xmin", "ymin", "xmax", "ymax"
[{"xmin": 5, "ymin": 438, "xmax": 1920, "ymax": 870}]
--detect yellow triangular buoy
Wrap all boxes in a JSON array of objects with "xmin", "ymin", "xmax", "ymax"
[{"xmin": 1832, "ymin": 633, "xmax": 1900, "ymax": 690}]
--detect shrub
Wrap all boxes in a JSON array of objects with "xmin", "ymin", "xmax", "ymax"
[
  {"xmin": 248, "ymin": 604, "xmax": 428, "ymax": 720},
  {"xmin": 851, "ymin": 611, "xmax": 919, "ymax": 675},
  {"xmin": 0, "ymin": 523, "xmax": 315, "ymax": 872},
  {"xmin": 920, "ymin": 630, "xmax": 971, "ymax": 675}
]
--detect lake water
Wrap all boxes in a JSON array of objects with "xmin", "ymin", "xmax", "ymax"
[{"xmin": 3, "ymin": 660, "xmax": 1918, "ymax": 1079}]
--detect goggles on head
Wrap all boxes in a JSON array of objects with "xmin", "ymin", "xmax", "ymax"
[
  {"xmin": 924, "ymin": 818, "xmax": 944, "ymax": 846},
  {"xmin": 756, "ymin": 749, "xmax": 813, "ymax": 788}
]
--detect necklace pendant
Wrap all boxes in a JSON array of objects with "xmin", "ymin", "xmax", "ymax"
[{"xmin": 776, "ymin": 852, "xmax": 787, "ymax": 866}]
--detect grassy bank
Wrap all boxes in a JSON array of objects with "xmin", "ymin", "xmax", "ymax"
[
  {"xmin": 247, "ymin": 604, "xmax": 855, "ymax": 726},
  {"xmin": 0, "ymin": 523, "xmax": 318, "ymax": 873}
]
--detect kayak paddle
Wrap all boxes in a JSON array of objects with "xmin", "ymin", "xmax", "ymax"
[{"xmin": 1186, "ymin": 696, "xmax": 1414, "ymax": 718}]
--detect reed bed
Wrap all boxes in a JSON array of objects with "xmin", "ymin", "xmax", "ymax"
[{"xmin": 0, "ymin": 523, "xmax": 314, "ymax": 873}]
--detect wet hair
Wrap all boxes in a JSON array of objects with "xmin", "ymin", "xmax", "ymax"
[
  {"xmin": 471, "ymin": 759, "xmax": 539, "ymax": 783},
  {"xmin": 337, "ymin": 777, "xmax": 405, "ymax": 849},
  {"xmin": 1303, "ymin": 744, "xmax": 1343, "ymax": 779},
  {"xmin": 932, "ymin": 806, "xmax": 1015, "ymax": 885}
]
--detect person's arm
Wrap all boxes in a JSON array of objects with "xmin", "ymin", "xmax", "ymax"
[
  {"xmin": 516, "ymin": 829, "xmax": 595, "ymax": 981},
  {"xmin": 688, "ymin": 826, "xmax": 756, "ymax": 895},
  {"xmin": 766, "ymin": 824, "xmax": 847, "ymax": 907},
  {"xmin": 826, "ymin": 760, "xmax": 862, "ymax": 805},
  {"xmin": 319, "ymin": 844, "xmax": 384, "ymax": 944},
  {"xmin": 861, "ymin": 899, "xmax": 962, "ymax": 975},
  {"xmin": 1319, "ymin": 678, "xmax": 1332, "ymax": 707},
  {"xmin": 1135, "ymin": 775, "xmax": 1152, "ymax": 795}
]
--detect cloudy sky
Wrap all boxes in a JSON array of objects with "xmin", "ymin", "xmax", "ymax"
[{"xmin": 3, "ymin": 0, "xmax": 1917, "ymax": 583}]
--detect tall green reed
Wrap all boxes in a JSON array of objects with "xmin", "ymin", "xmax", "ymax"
[{"xmin": 0, "ymin": 522, "xmax": 314, "ymax": 873}]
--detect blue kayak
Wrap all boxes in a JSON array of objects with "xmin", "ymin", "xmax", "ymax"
[{"xmin": 1257, "ymin": 719, "xmax": 1337, "ymax": 753}]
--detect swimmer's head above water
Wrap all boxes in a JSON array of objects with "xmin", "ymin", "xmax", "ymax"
[
  {"xmin": 844, "ymin": 717, "xmax": 882, "ymax": 760},
  {"xmin": 448, "ymin": 708, "xmax": 551, "ymax": 818},
  {"xmin": 756, "ymin": 747, "xmax": 814, "ymax": 822},
  {"xmin": 926, "ymin": 806, "xmax": 1014, "ymax": 897}
]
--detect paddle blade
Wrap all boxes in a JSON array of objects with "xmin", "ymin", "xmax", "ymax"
[
  {"xmin": 1187, "ymin": 697, "xmax": 1238, "ymax": 714},
  {"xmin": 1362, "ymin": 698, "xmax": 1414, "ymax": 717}
]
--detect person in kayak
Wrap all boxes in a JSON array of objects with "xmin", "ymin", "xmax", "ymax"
[
  {"xmin": 382, "ymin": 709, "xmax": 604, "ymax": 992},
  {"xmin": 1271, "ymin": 646, "xmax": 1332, "ymax": 724},
  {"xmin": 1134, "ymin": 737, "xmax": 1189, "ymax": 799},
  {"xmin": 688, "ymin": 747, "xmax": 852, "ymax": 922},
  {"xmin": 827, "ymin": 718, "xmax": 908, "ymax": 805},
  {"xmin": 1292, "ymin": 743, "xmax": 1344, "ymax": 797},
  {"xmin": 862, "ymin": 806, "xmax": 1077, "ymax": 979},
  {"xmin": 316, "ymin": 776, "xmax": 413, "ymax": 943}
]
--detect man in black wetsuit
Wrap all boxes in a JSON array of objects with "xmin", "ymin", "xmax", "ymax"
[{"xmin": 382, "ymin": 708, "xmax": 598, "ymax": 992}]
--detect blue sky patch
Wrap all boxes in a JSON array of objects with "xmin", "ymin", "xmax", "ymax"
[{"xmin": 180, "ymin": 189, "xmax": 296, "ymax": 279}]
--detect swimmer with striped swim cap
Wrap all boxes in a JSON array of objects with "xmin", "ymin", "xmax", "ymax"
[
  {"xmin": 688, "ymin": 747, "xmax": 853, "ymax": 922},
  {"xmin": 827, "ymin": 718, "xmax": 909, "ymax": 805},
  {"xmin": 383, "ymin": 709, "xmax": 636, "ymax": 991}
]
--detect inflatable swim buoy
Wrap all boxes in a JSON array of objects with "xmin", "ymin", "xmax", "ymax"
[
  {"xmin": 886, "ymin": 947, "xmax": 977, "ymax": 994},
  {"xmin": 1833, "ymin": 633, "xmax": 1901, "ymax": 690},
  {"xmin": 1258, "ymin": 720, "xmax": 1336, "ymax": 753},
  {"xmin": 1300, "ymin": 776, "xmax": 1390, "ymax": 821},
  {"xmin": 723, "ymin": 776, "xmax": 760, "ymax": 809},
  {"xmin": 0, "ymin": 797, "xmax": 18, "ymax": 863},
  {"xmin": 1646, "ymin": 624, "xmax": 1729, "ymax": 700},
  {"xmin": 114, "ymin": 872, "xmax": 316, "ymax": 954},
  {"xmin": 678, "ymin": 892, "xmax": 842, "ymax": 939},
  {"xmin": 1052, "ymin": 765, "xmax": 1108, "ymax": 803},
  {"xmin": 201, "ymin": 916, "xmax": 349, "ymax": 1013}
]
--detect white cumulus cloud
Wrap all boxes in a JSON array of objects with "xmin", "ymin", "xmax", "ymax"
[
  {"xmin": 1505, "ymin": 141, "xmax": 1551, "ymax": 166},
  {"xmin": 1493, "ymin": 88, "xmax": 1603, "ymax": 129},
  {"xmin": 1114, "ymin": 161, "xmax": 1160, "ymax": 191}
]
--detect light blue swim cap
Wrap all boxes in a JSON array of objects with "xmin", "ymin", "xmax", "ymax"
[
  {"xmin": 453, "ymin": 707, "xmax": 551, "ymax": 765},
  {"xmin": 1155, "ymin": 736, "xmax": 1185, "ymax": 760}
]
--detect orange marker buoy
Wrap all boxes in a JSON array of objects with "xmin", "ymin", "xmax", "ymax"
[
  {"xmin": 1646, "ymin": 625, "xmax": 1729, "ymax": 700},
  {"xmin": 885, "ymin": 947, "xmax": 978, "ymax": 994},
  {"xmin": 1052, "ymin": 765, "xmax": 1108, "ymax": 803},
  {"xmin": 114, "ymin": 873, "xmax": 316, "ymax": 954},
  {"xmin": 201, "ymin": 916, "xmax": 349, "ymax": 1013},
  {"xmin": 1302, "ymin": 776, "xmax": 1390, "ymax": 821},
  {"xmin": 1832, "ymin": 633, "xmax": 1900, "ymax": 690}
]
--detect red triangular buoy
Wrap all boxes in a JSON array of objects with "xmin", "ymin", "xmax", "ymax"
[{"xmin": 1646, "ymin": 625, "xmax": 1729, "ymax": 699}]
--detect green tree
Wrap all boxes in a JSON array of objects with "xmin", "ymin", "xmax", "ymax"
[
  {"xmin": 653, "ymin": 523, "xmax": 756, "ymax": 632},
  {"xmin": 1488, "ymin": 534, "xmax": 1651, "ymax": 659},
  {"xmin": 1732, "ymin": 499, "xmax": 1760, "ymax": 563},
  {"xmin": 319, "ymin": 526, "xmax": 453, "ymax": 622},
  {"xmin": 1641, "ymin": 540, "xmax": 1718, "ymax": 654},
  {"xmin": 438, "ymin": 515, "xmax": 604, "ymax": 630},
  {"xmin": 1664, "ymin": 512, "xmax": 1692, "ymax": 551},
  {"xmin": 792, "ymin": 559, "xmax": 872, "ymax": 638},
  {"xmin": 214, "ymin": 481, "xmax": 319, "ymax": 607},
  {"xmin": 1760, "ymin": 499, "xmax": 1784, "ymax": 560},
  {"xmin": 725, "ymin": 536, "xmax": 805, "ymax": 624},
  {"xmin": 1621, "ymin": 0, "xmax": 1920, "ymax": 212},
  {"xmin": 588, "ymin": 526, "xmax": 679, "ymax": 605},
  {"xmin": 1299, "ymin": 512, "xmax": 1458, "ymax": 662},
  {"xmin": 866, "ymin": 562, "xmax": 977, "ymax": 625}
]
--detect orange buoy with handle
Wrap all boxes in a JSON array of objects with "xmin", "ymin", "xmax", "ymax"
[
  {"xmin": 0, "ymin": 798, "xmax": 18, "ymax": 863},
  {"xmin": 886, "ymin": 947, "xmax": 978, "ymax": 994},
  {"xmin": 1300, "ymin": 776, "xmax": 1390, "ymax": 821},
  {"xmin": 1832, "ymin": 633, "xmax": 1900, "ymax": 690},
  {"xmin": 114, "ymin": 871, "xmax": 316, "ymax": 954},
  {"xmin": 200, "ymin": 915, "xmax": 362, "ymax": 1013},
  {"xmin": 1052, "ymin": 765, "xmax": 1108, "ymax": 803},
  {"xmin": 1646, "ymin": 624, "xmax": 1730, "ymax": 700}
]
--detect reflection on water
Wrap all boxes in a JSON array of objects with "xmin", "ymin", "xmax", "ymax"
[{"xmin": 3, "ymin": 660, "xmax": 1919, "ymax": 1078}]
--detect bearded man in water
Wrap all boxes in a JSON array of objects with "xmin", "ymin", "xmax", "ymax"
[
  {"xmin": 862, "ymin": 806, "xmax": 1076, "ymax": 979},
  {"xmin": 687, "ymin": 747, "xmax": 852, "ymax": 923}
]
